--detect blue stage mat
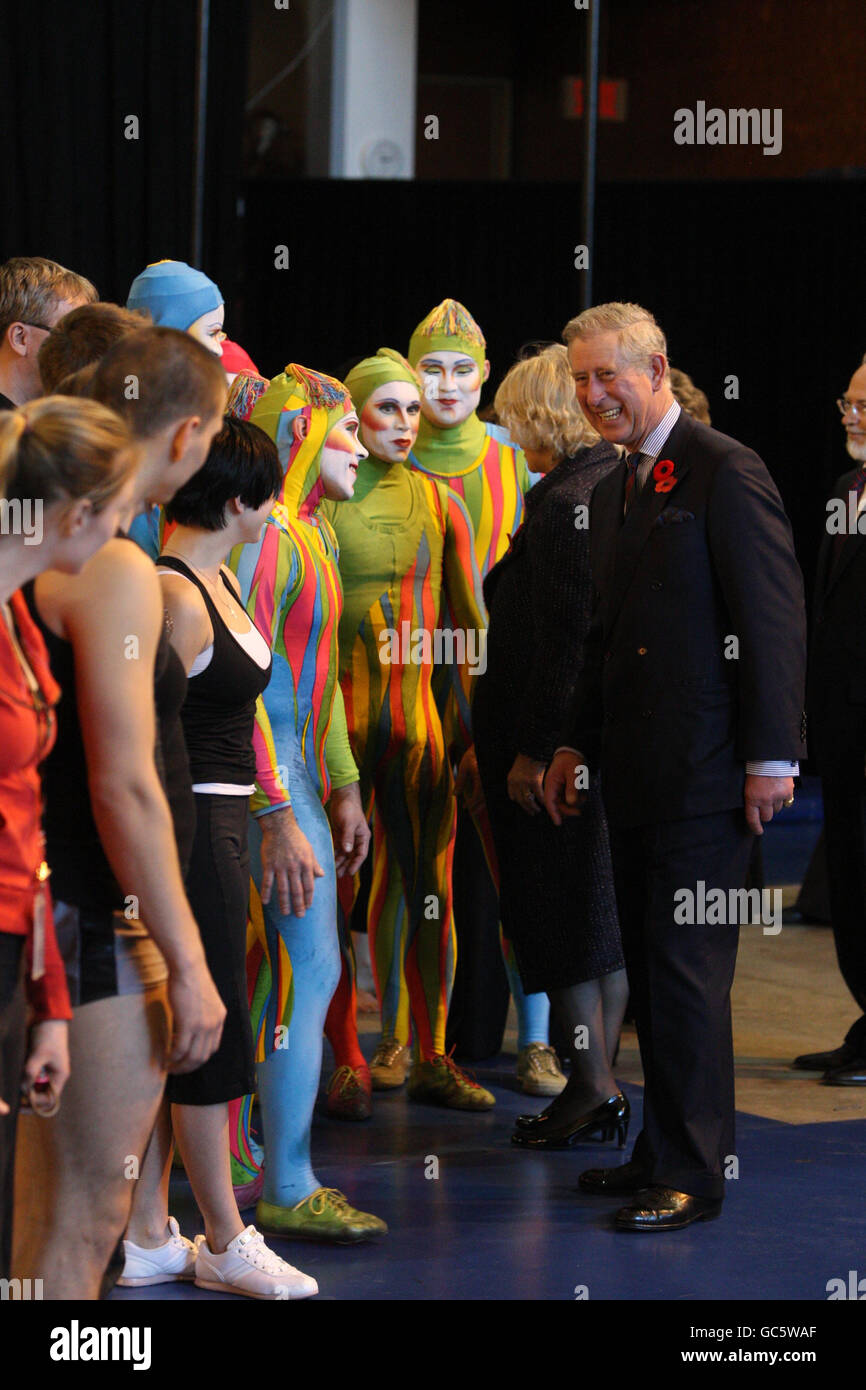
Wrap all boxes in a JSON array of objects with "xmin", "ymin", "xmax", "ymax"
[{"xmin": 112, "ymin": 1058, "xmax": 866, "ymax": 1303}]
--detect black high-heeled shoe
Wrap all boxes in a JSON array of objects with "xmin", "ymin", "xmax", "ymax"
[{"xmin": 511, "ymin": 1092, "xmax": 630, "ymax": 1150}]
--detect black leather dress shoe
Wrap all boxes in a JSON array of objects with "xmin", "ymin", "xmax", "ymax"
[
  {"xmin": 511, "ymin": 1093, "xmax": 629, "ymax": 1150},
  {"xmin": 792, "ymin": 1042, "xmax": 855, "ymax": 1071},
  {"xmin": 615, "ymin": 1186, "xmax": 722, "ymax": 1232},
  {"xmin": 821, "ymin": 1058, "xmax": 866, "ymax": 1086},
  {"xmin": 578, "ymin": 1157, "xmax": 649, "ymax": 1195}
]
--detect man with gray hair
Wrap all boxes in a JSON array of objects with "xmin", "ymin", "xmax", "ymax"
[
  {"xmin": 544, "ymin": 302, "xmax": 806, "ymax": 1231},
  {"xmin": 794, "ymin": 353, "xmax": 866, "ymax": 1086},
  {"xmin": 0, "ymin": 256, "xmax": 97, "ymax": 408}
]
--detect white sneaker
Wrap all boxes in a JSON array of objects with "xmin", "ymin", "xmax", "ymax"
[
  {"xmin": 118, "ymin": 1215, "xmax": 197, "ymax": 1286},
  {"xmin": 193, "ymin": 1225, "xmax": 318, "ymax": 1300}
]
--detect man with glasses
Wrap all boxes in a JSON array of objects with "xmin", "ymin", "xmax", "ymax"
[
  {"xmin": 795, "ymin": 357, "xmax": 866, "ymax": 1086},
  {"xmin": 0, "ymin": 257, "xmax": 96, "ymax": 409}
]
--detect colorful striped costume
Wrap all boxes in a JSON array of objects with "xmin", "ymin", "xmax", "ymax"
[
  {"xmin": 227, "ymin": 365, "xmax": 359, "ymax": 1205},
  {"xmin": 407, "ymin": 300, "xmax": 550, "ymax": 1051},
  {"xmin": 320, "ymin": 349, "xmax": 485, "ymax": 1061}
]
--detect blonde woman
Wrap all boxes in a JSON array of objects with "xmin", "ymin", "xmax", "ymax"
[
  {"xmin": 470, "ymin": 346, "xmax": 629, "ymax": 1149},
  {"xmin": 0, "ymin": 397, "xmax": 137, "ymax": 1276},
  {"xmin": 14, "ymin": 330, "xmax": 227, "ymax": 1299}
]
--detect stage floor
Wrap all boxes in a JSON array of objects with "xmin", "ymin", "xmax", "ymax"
[{"xmin": 112, "ymin": 904, "xmax": 866, "ymax": 1303}]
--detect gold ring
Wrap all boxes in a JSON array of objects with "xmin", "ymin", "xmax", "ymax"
[{"xmin": 783, "ymin": 796, "xmax": 795, "ymax": 807}]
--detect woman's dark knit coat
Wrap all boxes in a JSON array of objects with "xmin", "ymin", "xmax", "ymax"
[{"xmin": 473, "ymin": 441, "xmax": 624, "ymax": 992}]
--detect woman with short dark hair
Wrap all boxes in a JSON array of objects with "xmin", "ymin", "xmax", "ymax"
[{"xmin": 120, "ymin": 416, "xmax": 319, "ymax": 1299}]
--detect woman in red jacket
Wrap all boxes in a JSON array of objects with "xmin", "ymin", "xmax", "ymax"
[{"xmin": 0, "ymin": 397, "xmax": 136, "ymax": 1277}]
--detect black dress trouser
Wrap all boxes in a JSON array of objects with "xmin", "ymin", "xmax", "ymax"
[
  {"xmin": 608, "ymin": 809, "xmax": 754, "ymax": 1201},
  {"xmin": 821, "ymin": 775, "xmax": 866, "ymax": 1053}
]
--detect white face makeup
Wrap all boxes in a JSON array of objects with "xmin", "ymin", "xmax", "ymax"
[
  {"xmin": 187, "ymin": 305, "xmax": 226, "ymax": 357},
  {"xmin": 359, "ymin": 381, "xmax": 421, "ymax": 462},
  {"xmin": 415, "ymin": 350, "xmax": 489, "ymax": 429},
  {"xmin": 319, "ymin": 411, "xmax": 368, "ymax": 500}
]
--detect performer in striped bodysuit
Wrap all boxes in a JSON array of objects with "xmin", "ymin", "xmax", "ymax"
[
  {"xmin": 321, "ymin": 348, "xmax": 494, "ymax": 1112},
  {"xmin": 407, "ymin": 301, "xmax": 566, "ymax": 1096},
  {"xmin": 227, "ymin": 364, "xmax": 386, "ymax": 1242}
]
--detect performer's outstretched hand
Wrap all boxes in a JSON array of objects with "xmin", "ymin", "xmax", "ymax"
[
  {"xmin": 543, "ymin": 749, "xmax": 588, "ymax": 826},
  {"xmin": 329, "ymin": 782, "xmax": 371, "ymax": 877},
  {"xmin": 259, "ymin": 806, "xmax": 325, "ymax": 918}
]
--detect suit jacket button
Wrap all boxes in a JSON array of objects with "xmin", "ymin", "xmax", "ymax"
[
  {"xmin": 651, "ymin": 581, "xmax": 662, "ymax": 590},
  {"xmin": 642, "ymin": 709, "xmax": 652, "ymax": 718},
  {"xmin": 603, "ymin": 651, "xmax": 612, "ymax": 662},
  {"xmin": 638, "ymin": 646, "xmax": 648, "ymax": 655}
]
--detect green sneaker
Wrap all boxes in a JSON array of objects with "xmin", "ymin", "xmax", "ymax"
[
  {"xmin": 256, "ymin": 1188, "xmax": 387, "ymax": 1244},
  {"xmin": 407, "ymin": 1052, "xmax": 496, "ymax": 1111}
]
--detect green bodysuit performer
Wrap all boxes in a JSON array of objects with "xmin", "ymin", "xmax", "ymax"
[
  {"xmin": 321, "ymin": 348, "xmax": 495, "ymax": 1112},
  {"xmin": 408, "ymin": 299, "xmax": 566, "ymax": 1095}
]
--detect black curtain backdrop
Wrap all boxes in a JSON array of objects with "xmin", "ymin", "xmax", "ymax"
[
  {"xmin": 237, "ymin": 175, "xmax": 866, "ymax": 600},
  {"xmin": 0, "ymin": 0, "xmax": 250, "ymax": 308},
  {"xmin": 3, "ymin": 0, "xmax": 865, "ymax": 602}
]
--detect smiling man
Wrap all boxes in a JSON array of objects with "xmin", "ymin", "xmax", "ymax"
[
  {"xmin": 544, "ymin": 302, "xmax": 807, "ymax": 1231},
  {"xmin": 796, "ymin": 354, "xmax": 866, "ymax": 1087}
]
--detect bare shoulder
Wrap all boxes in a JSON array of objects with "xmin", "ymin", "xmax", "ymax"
[
  {"xmin": 158, "ymin": 568, "xmax": 208, "ymax": 616},
  {"xmin": 219, "ymin": 564, "xmax": 243, "ymax": 602},
  {"xmin": 35, "ymin": 537, "xmax": 160, "ymax": 638},
  {"xmin": 158, "ymin": 569, "xmax": 212, "ymax": 663}
]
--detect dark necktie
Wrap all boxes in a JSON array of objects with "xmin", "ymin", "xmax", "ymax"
[{"xmin": 623, "ymin": 452, "xmax": 643, "ymax": 515}]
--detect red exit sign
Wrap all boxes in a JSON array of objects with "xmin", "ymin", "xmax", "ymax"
[{"xmin": 562, "ymin": 77, "xmax": 628, "ymax": 121}]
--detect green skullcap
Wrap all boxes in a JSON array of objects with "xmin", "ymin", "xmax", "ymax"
[
  {"xmin": 344, "ymin": 347, "xmax": 420, "ymax": 417},
  {"xmin": 408, "ymin": 298, "xmax": 487, "ymax": 372}
]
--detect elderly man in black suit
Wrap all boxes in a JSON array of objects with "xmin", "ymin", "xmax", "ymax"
[
  {"xmin": 794, "ymin": 355, "xmax": 866, "ymax": 1086},
  {"xmin": 544, "ymin": 302, "xmax": 806, "ymax": 1231}
]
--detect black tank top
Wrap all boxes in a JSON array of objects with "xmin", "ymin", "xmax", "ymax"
[
  {"xmin": 23, "ymin": 547, "xmax": 195, "ymax": 911},
  {"xmin": 156, "ymin": 556, "xmax": 272, "ymax": 786}
]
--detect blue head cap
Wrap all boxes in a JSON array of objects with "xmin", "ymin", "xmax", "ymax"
[{"xmin": 126, "ymin": 259, "xmax": 223, "ymax": 331}]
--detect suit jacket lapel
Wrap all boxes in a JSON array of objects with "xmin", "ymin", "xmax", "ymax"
[
  {"xmin": 590, "ymin": 463, "xmax": 625, "ymax": 611},
  {"xmin": 604, "ymin": 414, "xmax": 693, "ymax": 636},
  {"xmin": 821, "ymin": 468, "xmax": 866, "ymax": 602}
]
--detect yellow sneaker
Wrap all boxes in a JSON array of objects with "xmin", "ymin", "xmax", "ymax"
[
  {"xmin": 370, "ymin": 1037, "xmax": 410, "ymax": 1090},
  {"xmin": 407, "ymin": 1051, "xmax": 496, "ymax": 1111}
]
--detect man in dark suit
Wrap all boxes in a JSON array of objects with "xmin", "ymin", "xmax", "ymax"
[
  {"xmin": 793, "ymin": 356, "xmax": 866, "ymax": 1085},
  {"xmin": 544, "ymin": 302, "xmax": 806, "ymax": 1231}
]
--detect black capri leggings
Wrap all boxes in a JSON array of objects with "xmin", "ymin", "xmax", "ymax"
[{"xmin": 167, "ymin": 793, "xmax": 256, "ymax": 1106}]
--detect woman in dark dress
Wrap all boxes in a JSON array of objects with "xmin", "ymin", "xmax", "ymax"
[
  {"xmin": 471, "ymin": 346, "xmax": 629, "ymax": 1148},
  {"xmin": 120, "ymin": 417, "xmax": 318, "ymax": 1300}
]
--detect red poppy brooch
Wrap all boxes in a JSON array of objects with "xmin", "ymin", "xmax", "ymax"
[{"xmin": 653, "ymin": 458, "xmax": 677, "ymax": 493}]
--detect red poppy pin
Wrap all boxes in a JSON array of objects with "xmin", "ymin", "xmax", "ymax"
[{"xmin": 653, "ymin": 458, "xmax": 677, "ymax": 493}]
